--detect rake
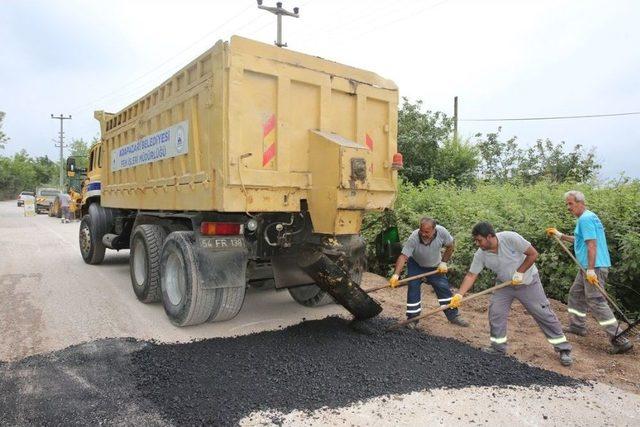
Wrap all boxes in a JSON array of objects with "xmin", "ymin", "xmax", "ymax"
[{"xmin": 551, "ymin": 234, "xmax": 640, "ymax": 340}]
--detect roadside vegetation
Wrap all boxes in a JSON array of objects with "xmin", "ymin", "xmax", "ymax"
[{"xmin": 0, "ymin": 112, "xmax": 93, "ymax": 199}]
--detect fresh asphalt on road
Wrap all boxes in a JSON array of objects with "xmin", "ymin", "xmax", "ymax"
[{"xmin": 1, "ymin": 200, "xmax": 639, "ymax": 426}]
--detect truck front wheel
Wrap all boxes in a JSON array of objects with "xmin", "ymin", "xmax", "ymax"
[
  {"xmin": 79, "ymin": 214, "xmax": 106, "ymax": 264},
  {"xmin": 130, "ymin": 224, "xmax": 166, "ymax": 303},
  {"xmin": 79, "ymin": 203, "xmax": 112, "ymax": 265}
]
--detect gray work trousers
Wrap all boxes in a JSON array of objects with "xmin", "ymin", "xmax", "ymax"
[
  {"xmin": 568, "ymin": 268, "xmax": 619, "ymax": 338},
  {"xmin": 489, "ymin": 274, "xmax": 571, "ymax": 353}
]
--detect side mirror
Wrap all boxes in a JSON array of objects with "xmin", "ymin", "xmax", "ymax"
[{"xmin": 66, "ymin": 157, "xmax": 76, "ymax": 172}]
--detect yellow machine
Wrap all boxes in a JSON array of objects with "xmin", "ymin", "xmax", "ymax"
[
  {"xmin": 65, "ymin": 142, "xmax": 103, "ymax": 219},
  {"xmin": 75, "ymin": 36, "xmax": 400, "ymax": 326}
]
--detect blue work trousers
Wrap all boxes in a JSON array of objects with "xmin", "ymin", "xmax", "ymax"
[{"xmin": 406, "ymin": 257, "xmax": 458, "ymax": 321}]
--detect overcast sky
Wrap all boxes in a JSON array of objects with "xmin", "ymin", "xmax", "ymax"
[{"xmin": 1, "ymin": 0, "xmax": 638, "ymax": 179}]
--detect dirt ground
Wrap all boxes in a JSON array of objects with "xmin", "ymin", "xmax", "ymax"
[{"xmin": 361, "ymin": 272, "xmax": 640, "ymax": 395}]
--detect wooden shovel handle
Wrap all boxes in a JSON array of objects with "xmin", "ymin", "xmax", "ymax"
[
  {"xmin": 388, "ymin": 280, "xmax": 513, "ymax": 331},
  {"xmin": 365, "ymin": 270, "xmax": 441, "ymax": 294}
]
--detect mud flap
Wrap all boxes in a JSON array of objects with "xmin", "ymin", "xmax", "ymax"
[
  {"xmin": 297, "ymin": 250, "xmax": 382, "ymax": 320},
  {"xmin": 194, "ymin": 237, "xmax": 248, "ymax": 290}
]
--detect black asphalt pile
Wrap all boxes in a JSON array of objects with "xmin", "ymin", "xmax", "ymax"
[{"xmin": 0, "ymin": 317, "xmax": 584, "ymax": 425}]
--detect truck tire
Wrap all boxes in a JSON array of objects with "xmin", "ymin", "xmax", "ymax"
[
  {"xmin": 288, "ymin": 284, "xmax": 334, "ymax": 307},
  {"xmin": 288, "ymin": 249, "xmax": 365, "ymax": 307},
  {"xmin": 160, "ymin": 232, "xmax": 218, "ymax": 326},
  {"xmin": 130, "ymin": 224, "xmax": 166, "ymax": 303},
  {"xmin": 208, "ymin": 286, "xmax": 246, "ymax": 323},
  {"xmin": 79, "ymin": 214, "xmax": 106, "ymax": 264},
  {"xmin": 79, "ymin": 203, "xmax": 113, "ymax": 265}
]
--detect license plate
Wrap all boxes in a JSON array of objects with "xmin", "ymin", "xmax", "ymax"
[{"xmin": 198, "ymin": 236, "xmax": 244, "ymax": 250}]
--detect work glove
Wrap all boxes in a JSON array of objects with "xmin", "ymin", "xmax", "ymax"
[
  {"xmin": 436, "ymin": 262, "xmax": 448, "ymax": 274},
  {"xmin": 449, "ymin": 293, "xmax": 463, "ymax": 309},
  {"xmin": 545, "ymin": 227, "xmax": 563, "ymax": 238},
  {"xmin": 586, "ymin": 269, "xmax": 599, "ymax": 286},
  {"xmin": 389, "ymin": 274, "xmax": 400, "ymax": 288},
  {"xmin": 511, "ymin": 271, "xmax": 524, "ymax": 286}
]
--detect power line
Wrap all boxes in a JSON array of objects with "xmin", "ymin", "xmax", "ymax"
[{"xmin": 460, "ymin": 111, "xmax": 640, "ymax": 122}]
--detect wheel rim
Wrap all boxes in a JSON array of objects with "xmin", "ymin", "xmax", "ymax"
[
  {"xmin": 80, "ymin": 222, "xmax": 92, "ymax": 256},
  {"xmin": 165, "ymin": 250, "xmax": 186, "ymax": 306},
  {"xmin": 133, "ymin": 238, "xmax": 147, "ymax": 286}
]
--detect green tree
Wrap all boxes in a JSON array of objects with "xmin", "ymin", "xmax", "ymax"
[
  {"xmin": 474, "ymin": 128, "xmax": 601, "ymax": 183},
  {"xmin": 33, "ymin": 156, "xmax": 59, "ymax": 186},
  {"xmin": 0, "ymin": 150, "xmax": 37, "ymax": 199},
  {"xmin": 433, "ymin": 136, "xmax": 479, "ymax": 186},
  {"xmin": 69, "ymin": 138, "xmax": 90, "ymax": 170},
  {"xmin": 519, "ymin": 139, "xmax": 600, "ymax": 183},
  {"xmin": 397, "ymin": 98, "xmax": 454, "ymax": 185},
  {"xmin": 0, "ymin": 112, "xmax": 9, "ymax": 150}
]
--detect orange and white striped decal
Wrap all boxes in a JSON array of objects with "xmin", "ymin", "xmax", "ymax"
[
  {"xmin": 366, "ymin": 133, "xmax": 374, "ymax": 174},
  {"xmin": 262, "ymin": 114, "xmax": 276, "ymax": 167}
]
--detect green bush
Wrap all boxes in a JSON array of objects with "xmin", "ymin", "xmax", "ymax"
[{"xmin": 363, "ymin": 179, "xmax": 640, "ymax": 316}]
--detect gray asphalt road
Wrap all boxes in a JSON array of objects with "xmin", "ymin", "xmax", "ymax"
[
  {"xmin": 0, "ymin": 200, "xmax": 343, "ymax": 362},
  {"xmin": 1, "ymin": 200, "xmax": 639, "ymax": 426}
]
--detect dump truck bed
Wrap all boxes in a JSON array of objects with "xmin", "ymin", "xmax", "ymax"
[{"xmin": 98, "ymin": 36, "xmax": 398, "ymax": 234}]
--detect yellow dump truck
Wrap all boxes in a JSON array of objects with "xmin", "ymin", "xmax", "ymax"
[{"xmin": 77, "ymin": 36, "xmax": 400, "ymax": 326}]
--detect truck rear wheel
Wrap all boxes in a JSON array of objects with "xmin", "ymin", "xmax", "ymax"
[
  {"xmin": 130, "ymin": 224, "xmax": 166, "ymax": 303},
  {"xmin": 288, "ymin": 284, "xmax": 334, "ymax": 307},
  {"xmin": 160, "ymin": 231, "xmax": 245, "ymax": 326}
]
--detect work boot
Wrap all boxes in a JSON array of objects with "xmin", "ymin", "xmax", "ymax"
[
  {"xmin": 563, "ymin": 325, "xmax": 587, "ymax": 337},
  {"xmin": 481, "ymin": 347, "xmax": 505, "ymax": 356},
  {"xmin": 559, "ymin": 350, "xmax": 573, "ymax": 366},
  {"xmin": 611, "ymin": 336, "xmax": 633, "ymax": 354},
  {"xmin": 449, "ymin": 315, "xmax": 470, "ymax": 327}
]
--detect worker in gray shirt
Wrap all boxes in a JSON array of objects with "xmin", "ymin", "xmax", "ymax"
[
  {"xmin": 59, "ymin": 192, "xmax": 72, "ymax": 223},
  {"xmin": 450, "ymin": 222, "xmax": 572, "ymax": 366},
  {"xmin": 389, "ymin": 217, "xmax": 469, "ymax": 328}
]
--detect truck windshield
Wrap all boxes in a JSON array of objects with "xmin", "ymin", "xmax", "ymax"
[{"xmin": 40, "ymin": 190, "xmax": 60, "ymax": 196}]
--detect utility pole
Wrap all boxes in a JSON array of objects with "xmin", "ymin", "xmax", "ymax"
[
  {"xmin": 257, "ymin": 1, "xmax": 300, "ymax": 47},
  {"xmin": 453, "ymin": 96, "xmax": 458, "ymax": 141},
  {"xmin": 51, "ymin": 114, "xmax": 72, "ymax": 189}
]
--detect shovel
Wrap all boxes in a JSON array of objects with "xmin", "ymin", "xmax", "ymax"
[
  {"xmin": 387, "ymin": 280, "xmax": 513, "ymax": 331},
  {"xmin": 550, "ymin": 234, "xmax": 639, "ymax": 340}
]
